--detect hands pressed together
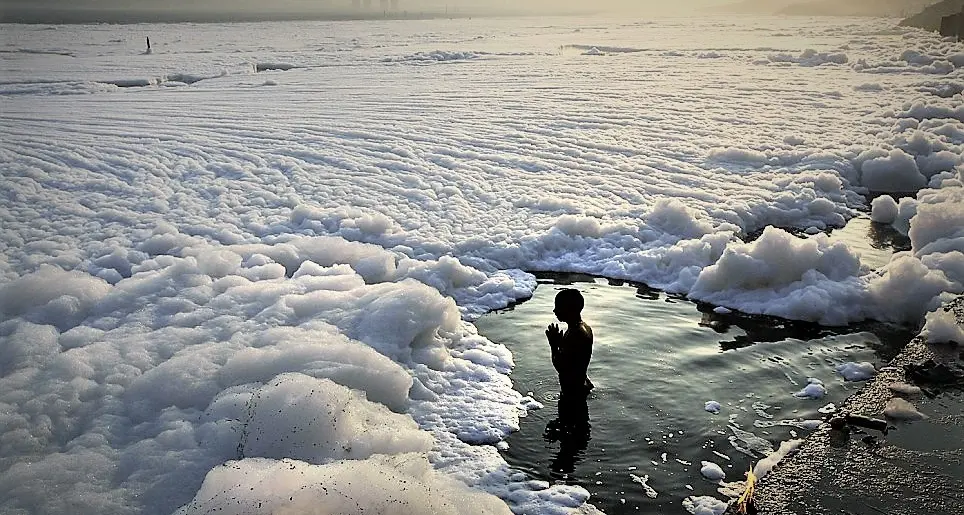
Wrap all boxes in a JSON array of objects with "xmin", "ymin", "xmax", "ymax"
[{"xmin": 546, "ymin": 323, "xmax": 563, "ymax": 347}]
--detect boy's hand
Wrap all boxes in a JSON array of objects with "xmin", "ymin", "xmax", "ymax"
[{"xmin": 546, "ymin": 323, "xmax": 562, "ymax": 346}]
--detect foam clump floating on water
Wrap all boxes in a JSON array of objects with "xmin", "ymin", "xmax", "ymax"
[
  {"xmin": 794, "ymin": 378, "xmax": 827, "ymax": 399},
  {"xmin": 0, "ymin": 264, "xmax": 112, "ymax": 330},
  {"xmin": 921, "ymin": 308, "xmax": 964, "ymax": 344},
  {"xmin": 699, "ymin": 461, "xmax": 726, "ymax": 482},
  {"xmin": 870, "ymin": 195, "xmax": 899, "ymax": 224},
  {"xmin": 818, "ymin": 402, "xmax": 837, "ymax": 414},
  {"xmin": 215, "ymin": 326, "xmax": 415, "ymax": 411},
  {"xmin": 866, "ymin": 255, "xmax": 956, "ymax": 325},
  {"xmin": 890, "ymin": 196, "xmax": 920, "ymax": 236},
  {"xmin": 629, "ymin": 473, "xmax": 659, "ymax": 498},
  {"xmin": 835, "ymin": 361, "xmax": 877, "ymax": 381},
  {"xmin": 687, "ymin": 162, "xmax": 963, "ymax": 326},
  {"xmin": 704, "ymin": 401, "xmax": 722, "ymax": 414},
  {"xmin": 520, "ymin": 396, "xmax": 544, "ymax": 410},
  {"xmin": 682, "ymin": 495, "xmax": 729, "ymax": 515}
]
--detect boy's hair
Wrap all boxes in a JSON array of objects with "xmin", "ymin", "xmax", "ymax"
[{"xmin": 555, "ymin": 288, "xmax": 584, "ymax": 312}]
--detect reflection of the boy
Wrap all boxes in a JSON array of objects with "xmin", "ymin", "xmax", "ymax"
[{"xmin": 543, "ymin": 392, "xmax": 591, "ymax": 480}]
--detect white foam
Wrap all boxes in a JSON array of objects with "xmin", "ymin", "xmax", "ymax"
[
  {"xmin": 0, "ymin": 247, "xmax": 548, "ymax": 514},
  {"xmin": 859, "ymin": 149, "xmax": 927, "ymax": 192},
  {"xmin": 794, "ymin": 378, "xmax": 828, "ymax": 399},
  {"xmin": 690, "ymin": 227, "xmax": 866, "ymax": 326},
  {"xmin": 682, "ymin": 495, "xmax": 729, "ymax": 515},
  {"xmin": 629, "ymin": 473, "xmax": 659, "ymax": 499},
  {"xmin": 700, "ymin": 461, "xmax": 726, "ymax": 482},
  {"xmin": 752, "ymin": 439, "xmax": 803, "ymax": 479},
  {"xmin": 0, "ymin": 264, "xmax": 111, "ymax": 330},
  {"xmin": 870, "ymin": 195, "xmax": 899, "ymax": 224},
  {"xmin": 175, "ymin": 454, "xmax": 512, "ymax": 515},
  {"xmin": 835, "ymin": 361, "xmax": 877, "ymax": 381},
  {"xmin": 704, "ymin": 400, "xmax": 722, "ymax": 414},
  {"xmin": 2, "ymin": 15, "xmax": 964, "ymax": 515},
  {"xmin": 921, "ymin": 308, "xmax": 964, "ymax": 344}
]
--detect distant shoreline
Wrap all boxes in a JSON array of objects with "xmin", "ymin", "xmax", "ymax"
[
  {"xmin": 0, "ymin": 8, "xmax": 581, "ymax": 25},
  {"xmin": 2, "ymin": 10, "xmax": 467, "ymax": 25}
]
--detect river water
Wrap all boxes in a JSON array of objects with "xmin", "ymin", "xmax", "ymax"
[{"xmin": 476, "ymin": 218, "xmax": 915, "ymax": 514}]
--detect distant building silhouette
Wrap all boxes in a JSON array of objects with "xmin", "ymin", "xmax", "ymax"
[{"xmin": 939, "ymin": 6, "xmax": 964, "ymax": 40}]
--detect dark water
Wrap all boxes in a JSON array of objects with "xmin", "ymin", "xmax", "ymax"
[{"xmin": 476, "ymin": 273, "xmax": 915, "ymax": 514}]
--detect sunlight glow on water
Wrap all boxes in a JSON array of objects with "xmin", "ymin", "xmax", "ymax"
[{"xmin": 820, "ymin": 214, "xmax": 910, "ymax": 270}]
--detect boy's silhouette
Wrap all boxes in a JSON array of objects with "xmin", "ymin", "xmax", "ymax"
[
  {"xmin": 545, "ymin": 288, "xmax": 594, "ymax": 396},
  {"xmin": 544, "ymin": 288, "xmax": 593, "ymax": 476}
]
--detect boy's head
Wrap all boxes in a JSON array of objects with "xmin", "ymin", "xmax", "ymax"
[{"xmin": 553, "ymin": 288, "xmax": 584, "ymax": 322}]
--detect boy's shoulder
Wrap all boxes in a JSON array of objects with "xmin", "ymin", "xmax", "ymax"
[{"xmin": 574, "ymin": 321, "xmax": 593, "ymax": 339}]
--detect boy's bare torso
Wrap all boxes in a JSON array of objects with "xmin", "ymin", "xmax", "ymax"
[{"xmin": 548, "ymin": 321, "xmax": 593, "ymax": 395}]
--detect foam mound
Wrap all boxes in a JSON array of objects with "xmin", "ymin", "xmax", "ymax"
[
  {"xmin": 921, "ymin": 308, "xmax": 964, "ymax": 344},
  {"xmin": 0, "ymin": 239, "xmax": 562, "ymax": 515},
  {"xmin": 175, "ymin": 454, "xmax": 511, "ymax": 515},
  {"xmin": 689, "ymin": 227, "xmax": 865, "ymax": 325}
]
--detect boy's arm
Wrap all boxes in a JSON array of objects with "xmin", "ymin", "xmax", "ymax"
[
  {"xmin": 550, "ymin": 343, "xmax": 562, "ymax": 372},
  {"xmin": 546, "ymin": 324, "xmax": 563, "ymax": 372}
]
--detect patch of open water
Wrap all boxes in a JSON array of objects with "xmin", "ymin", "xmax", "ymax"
[{"xmin": 476, "ymin": 219, "xmax": 914, "ymax": 514}]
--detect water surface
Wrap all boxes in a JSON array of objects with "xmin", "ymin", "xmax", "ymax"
[{"xmin": 476, "ymin": 272, "xmax": 914, "ymax": 513}]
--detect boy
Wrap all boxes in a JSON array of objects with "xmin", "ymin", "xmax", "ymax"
[{"xmin": 545, "ymin": 288, "xmax": 594, "ymax": 396}]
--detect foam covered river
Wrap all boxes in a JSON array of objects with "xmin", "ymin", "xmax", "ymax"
[{"xmin": 2, "ymin": 13, "xmax": 962, "ymax": 515}]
